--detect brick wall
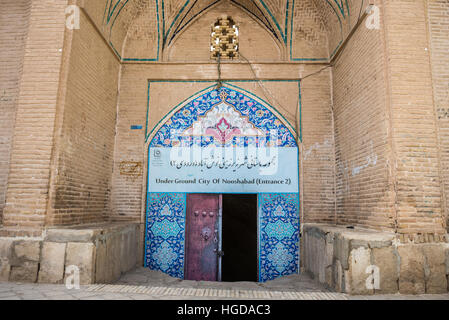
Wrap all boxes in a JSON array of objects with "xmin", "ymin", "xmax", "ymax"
[
  {"xmin": 45, "ymin": 9, "xmax": 120, "ymax": 226},
  {"xmin": 291, "ymin": 0, "xmax": 328, "ymax": 60},
  {"xmin": 83, "ymin": 0, "xmax": 158, "ymax": 61},
  {"xmin": 2, "ymin": 0, "xmax": 68, "ymax": 233},
  {"xmin": 427, "ymin": 0, "xmax": 449, "ymax": 232},
  {"xmin": 84, "ymin": 0, "xmax": 337, "ymax": 63},
  {"xmin": 301, "ymin": 68, "xmax": 336, "ymax": 224},
  {"xmin": 329, "ymin": 0, "xmax": 448, "ymax": 238},
  {"xmin": 332, "ymin": 1, "xmax": 394, "ymax": 231},
  {"xmin": 0, "ymin": 0, "xmax": 31, "ymax": 225},
  {"xmin": 122, "ymin": 0, "xmax": 159, "ymax": 61},
  {"xmin": 383, "ymin": 0, "xmax": 446, "ymax": 237},
  {"xmin": 166, "ymin": 2, "xmax": 283, "ymax": 61},
  {"xmin": 312, "ymin": 0, "xmax": 345, "ymax": 57}
]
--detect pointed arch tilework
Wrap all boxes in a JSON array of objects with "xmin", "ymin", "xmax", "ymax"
[{"xmin": 149, "ymin": 87, "xmax": 297, "ymax": 148}]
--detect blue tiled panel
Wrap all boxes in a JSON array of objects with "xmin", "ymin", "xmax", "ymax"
[
  {"xmin": 150, "ymin": 87, "xmax": 297, "ymax": 148},
  {"xmin": 259, "ymin": 193, "xmax": 300, "ymax": 282},
  {"xmin": 145, "ymin": 193, "xmax": 186, "ymax": 279}
]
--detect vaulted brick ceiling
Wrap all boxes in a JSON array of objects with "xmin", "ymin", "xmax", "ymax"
[
  {"xmin": 101, "ymin": 0, "xmax": 323, "ymax": 46},
  {"xmin": 142, "ymin": 0, "xmax": 294, "ymax": 47},
  {"xmin": 98, "ymin": 0, "xmax": 367, "ymax": 60}
]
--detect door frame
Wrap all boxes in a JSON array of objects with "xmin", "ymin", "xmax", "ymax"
[
  {"xmin": 218, "ymin": 194, "xmax": 223, "ymax": 282},
  {"xmin": 183, "ymin": 192, "xmax": 260, "ymax": 282}
]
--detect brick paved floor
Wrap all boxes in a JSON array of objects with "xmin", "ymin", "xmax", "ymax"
[{"xmin": 0, "ymin": 268, "xmax": 448, "ymax": 300}]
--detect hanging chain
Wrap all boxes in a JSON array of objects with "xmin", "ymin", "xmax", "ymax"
[{"xmin": 216, "ymin": 52, "xmax": 222, "ymax": 90}]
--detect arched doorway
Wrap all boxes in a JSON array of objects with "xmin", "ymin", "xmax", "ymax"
[{"xmin": 144, "ymin": 86, "xmax": 300, "ymax": 282}]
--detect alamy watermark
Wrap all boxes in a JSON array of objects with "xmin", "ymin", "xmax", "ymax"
[
  {"xmin": 366, "ymin": 265, "xmax": 381, "ymax": 290},
  {"xmin": 65, "ymin": 265, "xmax": 80, "ymax": 290},
  {"xmin": 65, "ymin": 5, "xmax": 80, "ymax": 30},
  {"xmin": 365, "ymin": 5, "xmax": 381, "ymax": 30}
]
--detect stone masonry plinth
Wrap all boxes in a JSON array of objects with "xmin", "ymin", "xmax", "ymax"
[
  {"xmin": 302, "ymin": 224, "xmax": 449, "ymax": 295},
  {"xmin": 0, "ymin": 223, "xmax": 141, "ymax": 285}
]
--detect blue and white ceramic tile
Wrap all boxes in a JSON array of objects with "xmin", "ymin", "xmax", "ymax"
[
  {"xmin": 145, "ymin": 193, "xmax": 186, "ymax": 279},
  {"xmin": 259, "ymin": 193, "xmax": 300, "ymax": 282},
  {"xmin": 150, "ymin": 87, "xmax": 297, "ymax": 148}
]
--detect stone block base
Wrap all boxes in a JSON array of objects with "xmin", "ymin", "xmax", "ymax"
[
  {"xmin": 303, "ymin": 223, "xmax": 449, "ymax": 295},
  {"xmin": 0, "ymin": 223, "xmax": 142, "ymax": 285}
]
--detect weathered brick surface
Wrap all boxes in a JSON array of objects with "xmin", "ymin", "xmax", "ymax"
[
  {"xmin": 167, "ymin": 2, "xmax": 282, "ymax": 61},
  {"xmin": 428, "ymin": 0, "xmax": 449, "ymax": 232},
  {"xmin": 0, "ymin": 0, "xmax": 31, "ymax": 224},
  {"xmin": 45, "ymin": 9, "xmax": 120, "ymax": 226},
  {"xmin": 291, "ymin": 0, "xmax": 328, "ymax": 59},
  {"xmin": 331, "ymin": 0, "xmax": 448, "ymax": 236},
  {"xmin": 333, "ymin": 0, "xmax": 394, "ymax": 231},
  {"xmin": 383, "ymin": 0, "xmax": 446, "ymax": 235},
  {"xmin": 301, "ymin": 69, "xmax": 336, "ymax": 224},
  {"xmin": 2, "ymin": 0, "xmax": 68, "ymax": 231}
]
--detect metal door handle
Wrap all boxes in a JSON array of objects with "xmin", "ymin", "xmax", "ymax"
[
  {"xmin": 201, "ymin": 227, "xmax": 211, "ymax": 241},
  {"xmin": 213, "ymin": 229, "xmax": 218, "ymax": 243}
]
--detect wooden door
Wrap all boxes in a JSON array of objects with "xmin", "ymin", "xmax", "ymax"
[{"xmin": 185, "ymin": 194, "xmax": 220, "ymax": 281}]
